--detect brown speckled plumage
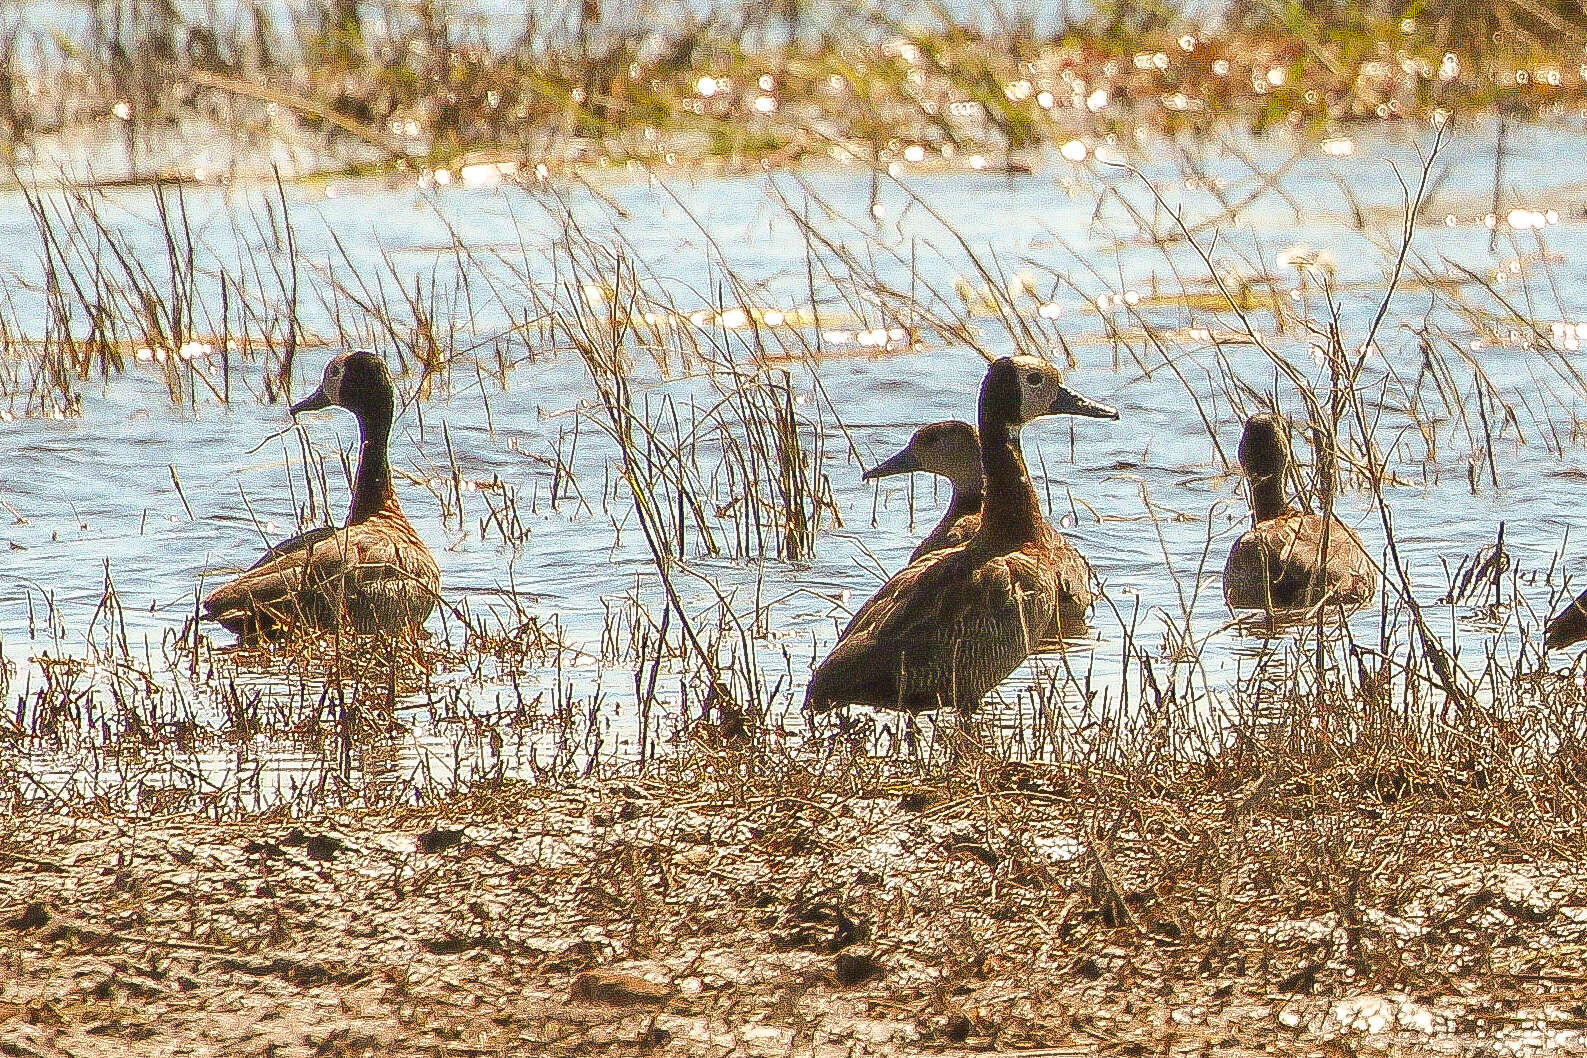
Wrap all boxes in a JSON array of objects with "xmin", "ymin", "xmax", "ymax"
[
  {"xmin": 1221, "ymin": 414, "xmax": 1375, "ymax": 613},
  {"xmin": 1037, "ymin": 522, "xmax": 1097, "ymax": 636},
  {"xmin": 864, "ymin": 419, "xmax": 1096, "ymax": 633},
  {"xmin": 202, "ymin": 351, "xmax": 441, "ymax": 640},
  {"xmin": 807, "ymin": 357, "xmax": 1117, "ymax": 714}
]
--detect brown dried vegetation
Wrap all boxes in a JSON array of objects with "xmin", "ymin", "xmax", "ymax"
[{"xmin": 8, "ymin": 714, "xmax": 1587, "ymax": 1056}]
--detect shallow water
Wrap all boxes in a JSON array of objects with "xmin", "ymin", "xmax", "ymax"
[{"xmin": 5, "ymin": 120, "xmax": 1587, "ymax": 807}]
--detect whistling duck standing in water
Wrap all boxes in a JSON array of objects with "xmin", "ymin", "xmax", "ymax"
[
  {"xmin": 807, "ymin": 356, "xmax": 1118, "ymax": 713},
  {"xmin": 202, "ymin": 351, "xmax": 441, "ymax": 640},
  {"xmin": 1221, "ymin": 414, "xmax": 1375, "ymax": 613},
  {"xmin": 863, "ymin": 418, "xmax": 1098, "ymax": 631}
]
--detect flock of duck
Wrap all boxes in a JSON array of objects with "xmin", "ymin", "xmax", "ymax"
[{"xmin": 202, "ymin": 350, "xmax": 1587, "ymax": 714}]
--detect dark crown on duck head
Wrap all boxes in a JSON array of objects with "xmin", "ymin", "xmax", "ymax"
[
  {"xmin": 1238, "ymin": 413, "xmax": 1290, "ymax": 479},
  {"xmin": 983, "ymin": 355, "xmax": 1119, "ymax": 424},
  {"xmin": 291, "ymin": 350, "xmax": 393, "ymax": 417}
]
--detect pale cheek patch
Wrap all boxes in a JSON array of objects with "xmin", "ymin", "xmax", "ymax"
[{"xmin": 1019, "ymin": 379, "xmax": 1049, "ymax": 420}]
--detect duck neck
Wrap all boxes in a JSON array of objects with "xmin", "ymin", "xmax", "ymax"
[
  {"xmin": 347, "ymin": 393, "xmax": 398, "ymax": 525},
  {"xmin": 927, "ymin": 479, "xmax": 984, "ymax": 544},
  {"xmin": 1249, "ymin": 471, "xmax": 1288, "ymax": 524},
  {"xmin": 978, "ymin": 409, "xmax": 1042, "ymax": 542},
  {"xmin": 946, "ymin": 479, "xmax": 985, "ymax": 526}
]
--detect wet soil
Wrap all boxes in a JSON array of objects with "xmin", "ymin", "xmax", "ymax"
[{"xmin": 5, "ymin": 755, "xmax": 1587, "ymax": 1056}]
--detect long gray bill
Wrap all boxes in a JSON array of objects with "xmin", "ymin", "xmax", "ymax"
[
  {"xmin": 1048, "ymin": 384, "xmax": 1119, "ymax": 420},
  {"xmin": 862, "ymin": 446, "xmax": 923, "ymax": 481},
  {"xmin": 290, "ymin": 386, "xmax": 334, "ymax": 416}
]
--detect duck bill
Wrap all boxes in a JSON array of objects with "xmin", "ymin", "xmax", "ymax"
[
  {"xmin": 1048, "ymin": 384, "xmax": 1119, "ymax": 420},
  {"xmin": 290, "ymin": 386, "xmax": 333, "ymax": 416},
  {"xmin": 862, "ymin": 447, "xmax": 923, "ymax": 481}
]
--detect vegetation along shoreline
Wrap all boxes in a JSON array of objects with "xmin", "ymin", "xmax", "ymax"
[{"xmin": 12, "ymin": 2, "xmax": 1587, "ymax": 1056}]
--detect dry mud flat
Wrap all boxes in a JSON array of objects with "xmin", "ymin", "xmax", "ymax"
[{"xmin": 4, "ymin": 758, "xmax": 1587, "ymax": 1057}]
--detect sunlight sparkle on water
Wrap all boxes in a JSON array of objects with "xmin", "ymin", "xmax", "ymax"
[{"xmin": 16, "ymin": 125, "xmax": 1587, "ymax": 802}]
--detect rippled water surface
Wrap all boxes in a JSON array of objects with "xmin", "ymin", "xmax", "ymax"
[{"xmin": 6, "ymin": 121, "xmax": 1587, "ymax": 805}]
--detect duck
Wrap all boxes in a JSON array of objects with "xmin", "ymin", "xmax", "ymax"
[
  {"xmin": 1545, "ymin": 592, "xmax": 1587, "ymax": 651},
  {"xmin": 1221, "ymin": 413, "xmax": 1376, "ymax": 613},
  {"xmin": 862, "ymin": 419, "xmax": 1097, "ymax": 630},
  {"xmin": 201, "ymin": 350, "xmax": 441, "ymax": 640},
  {"xmin": 862, "ymin": 420, "xmax": 984, "ymax": 562},
  {"xmin": 807, "ymin": 355, "xmax": 1118, "ymax": 713}
]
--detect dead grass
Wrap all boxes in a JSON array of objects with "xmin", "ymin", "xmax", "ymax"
[{"xmin": 6, "ymin": 733, "xmax": 1587, "ymax": 1056}]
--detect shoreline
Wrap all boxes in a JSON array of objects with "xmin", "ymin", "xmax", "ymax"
[
  {"xmin": 6, "ymin": 749, "xmax": 1587, "ymax": 1056},
  {"xmin": 0, "ymin": 104, "xmax": 1543, "ymax": 194}
]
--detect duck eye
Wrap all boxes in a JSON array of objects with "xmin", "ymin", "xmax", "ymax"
[{"xmin": 1026, "ymin": 371, "xmax": 1043, "ymax": 386}]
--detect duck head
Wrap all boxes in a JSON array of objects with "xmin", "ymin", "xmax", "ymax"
[
  {"xmin": 1237, "ymin": 413, "xmax": 1290, "ymax": 479},
  {"xmin": 984, "ymin": 354, "xmax": 1119, "ymax": 426},
  {"xmin": 863, "ymin": 420, "xmax": 982, "ymax": 491},
  {"xmin": 291, "ymin": 350, "xmax": 393, "ymax": 418}
]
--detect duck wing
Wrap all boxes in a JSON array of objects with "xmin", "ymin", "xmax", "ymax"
[
  {"xmin": 205, "ymin": 511, "xmax": 441, "ymax": 639},
  {"xmin": 339, "ymin": 512, "xmax": 443, "ymax": 629},
  {"xmin": 1546, "ymin": 587, "xmax": 1587, "ymax": 651},
  {"xmin": 809, "ymin": 544, "xmax": 1055, "ymax": 712},
  {"xmin": 1223, "ymin": 512, "xmax": 1375, "ymax": 611},
  {"xmin": 202, "ymin": 529, "xmax": 356, "ymax": 637},
  {"xmin": 246, "ymin": 524, "xmax": 341, "ymax": 570}
]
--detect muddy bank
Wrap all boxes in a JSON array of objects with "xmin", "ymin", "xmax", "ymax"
[{"xmin": 4, "ymin": 754, "xmax": 1587, "ymax": 1057}]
